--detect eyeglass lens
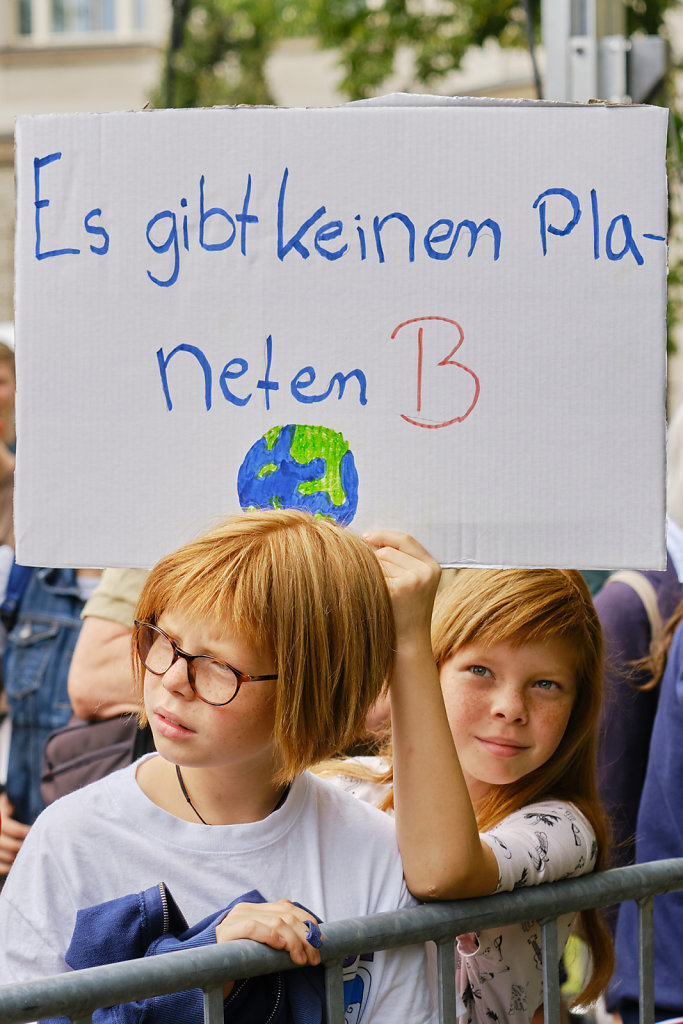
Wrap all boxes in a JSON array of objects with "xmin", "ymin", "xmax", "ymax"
[{"xmin": 138, "ymin": 623, "xmax": 240, "ymax": 705}]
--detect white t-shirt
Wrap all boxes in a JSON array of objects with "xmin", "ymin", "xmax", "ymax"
[
  {"xmin": 0, "ymin": 755, "xmax": 436, "ymax": 1024},
  {"xmin": 327, "ymin": 760, "xmax": 597, "ymax": 1024}
]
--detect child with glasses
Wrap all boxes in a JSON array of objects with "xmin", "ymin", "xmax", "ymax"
[
  {"xmin": 0, "ymin": 510, "xmax": 435, "ymax": 1024},
  {"xmin": 322, "ymin": 532, "xmax": 614, "ymax": 1024}
]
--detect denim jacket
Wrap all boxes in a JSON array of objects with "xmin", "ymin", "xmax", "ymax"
[
  {"xmin": 43, "ymin": 886, "xmax": 325, "ymax": 1024},
  {"xmin": 4, "ymin": 567, "xmax": 85, "ymax": 824}
]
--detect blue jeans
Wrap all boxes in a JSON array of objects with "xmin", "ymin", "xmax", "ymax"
[{"xmin": 4, "ymin": 568, "xmax": 85, "ymax": 824}]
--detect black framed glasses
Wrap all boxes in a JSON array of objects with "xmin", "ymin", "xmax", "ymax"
[{"xmin": 134, "ymin": 620, "xmax": 278, "ymax": 707}]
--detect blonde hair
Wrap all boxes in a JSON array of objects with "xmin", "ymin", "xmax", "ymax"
[
  {"xmin": 0, "ymin": 343, "xmax": 15, "ymax": 374},
  {"xmin": 133, "ymin": 508, "xmax": 395, "ymax": 784}
]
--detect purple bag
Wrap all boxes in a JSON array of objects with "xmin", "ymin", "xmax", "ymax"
[{"xmin": 40, "ymin": 713, "xmax": 154, "ymax": 806}]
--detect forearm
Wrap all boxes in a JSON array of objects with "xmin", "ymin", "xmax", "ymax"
[
  {"xmin": 67, "ymin": 618, "xmax": 138, "ymax": 720},
  {"xmin": 365, "ymin": 529, "xmax": 499, "ymax": 900},
  {"xmin": 390, "ymin": 641, "xmax": 497, "ymax": 900}
]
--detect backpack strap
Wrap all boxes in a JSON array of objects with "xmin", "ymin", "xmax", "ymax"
[
  {"xmin": 607, "ymin": 569, "xmax": 662, "ymax": 642},
  {"xmin": 0, "ymin": 559, "xmax": 34, "ymax": 631}
]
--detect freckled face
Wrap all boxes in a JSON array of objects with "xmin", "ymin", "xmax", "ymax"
[
  {"xmin": 439, "ymin": 637, "xmax": 577, "ymax": 806},
  {"xmin": 143, "ymin": 609, "xmax": 278, "ymax": 773}
]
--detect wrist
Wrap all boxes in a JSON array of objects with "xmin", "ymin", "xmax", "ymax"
[{"xmin": 392, "ymin": 635, "xmax": 439, "ymax": 673}]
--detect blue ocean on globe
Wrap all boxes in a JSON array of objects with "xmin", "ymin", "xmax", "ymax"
[{"xmin": 237, "ymin": 424, "xmax": 359, "ymax": 525}]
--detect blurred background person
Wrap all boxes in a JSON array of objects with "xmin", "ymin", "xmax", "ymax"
[
  {"xmin": 0, "ymin": 565, "xmax": 101, "ymax": 878},
  {"xmin": 595, "ymin": 404, "xmax": 683, "ymax": 907}
]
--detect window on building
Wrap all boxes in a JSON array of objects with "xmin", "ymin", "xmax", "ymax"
[
  {"xmin": 133, "ymin": 0, "xmax": 145, "ymax": 30},
  {"xmin": 18, "ymin": 0, "xmax": 32, "ymax": 34},
  {"xmin": 51, "ymin": 0, "xmax": 116, "ymax": 32}
]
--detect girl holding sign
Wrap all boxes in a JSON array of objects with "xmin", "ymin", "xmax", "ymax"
[
  {"xmin": 326, "ymin": 533, "xmax": 614, "ymax": 1023},
  {"xmin": 0, "ymin": 510, "xmax": 435, "ymax": 1024}
]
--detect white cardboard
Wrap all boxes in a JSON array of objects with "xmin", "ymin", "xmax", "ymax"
[{"xmin": 13, "ymin": 99, "xmax": 669, "ymax": 569}]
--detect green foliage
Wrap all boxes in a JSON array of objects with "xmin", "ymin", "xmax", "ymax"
[
  {"xmin": 313, "ymin": 0, "xmax": 530, "ymax": 100},
  {"xmin": 624, "ymin": 0, "xmax": 679, "ymax": 37},
  {"xmin": 154, "ymin": 0, "xmax": 538, "ymax": 108},
  {"xmin": 313, "ymin": 0, "xmax": 683, "ymax": 101},
  {"xmin": 154, "ymin": 0, "xmax": 316, "ymax": 108},
  {"xmin": 156, "ymin": 0, "xmax": 682, "ymax": 109}
]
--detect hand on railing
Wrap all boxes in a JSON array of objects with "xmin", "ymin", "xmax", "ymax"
[
  {"xmin": 0, "ymin": 793, "xmax": 29, "ymax": 876},
  {"xmin": 215, "ymin": 898, "xmax": 322, "ymax": 997}
]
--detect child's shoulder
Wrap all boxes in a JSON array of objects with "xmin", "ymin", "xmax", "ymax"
[
  {"xmin": 295, "ymin": 772, "xmax": 414, "ymax": 912},
  {"xmin": 482, "ymin": 798, "xmax": 597, "ymax": 892},
  {"xmin": 489, "ymin": 798, "xmax": 593, "ymax": 847},
  {"xmin": 307, "ymin": 761, "xmax": 393, "ymax": 815},
  {"xmin": 27, "ymin": 756, "xmax": 151, "ymax": 848},
  {"xmin": 308, "ymin": 755, "xmax": 392, "ymax": 811},
  {"xmin": 491, "ymin": 798, "xmax": 593, "ymax": 837}
]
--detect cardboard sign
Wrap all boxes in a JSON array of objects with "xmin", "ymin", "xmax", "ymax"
[{"xmin": 14, "ymin": 97, "xmax": 668, "ymax": 569}]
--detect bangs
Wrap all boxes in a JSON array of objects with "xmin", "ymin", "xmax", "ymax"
[
  {"xmin": 455, "ymin": 609, "xmax": 587, "ymax": 655},
  {"xmin": 432, "ymin": 568, "xmax": 599, "ymax": 672},
  {"xmin": 136, "ymin": 540, "xmax": 274, "ymax": 649}
]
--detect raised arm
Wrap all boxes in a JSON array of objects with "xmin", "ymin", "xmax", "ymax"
[{"xmin": 364, "ymin": 531, "xmax": 499, "ymax": 900}]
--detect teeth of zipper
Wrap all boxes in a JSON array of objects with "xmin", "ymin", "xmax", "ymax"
[
  {"xmin": 158, "ymin": 882, "xmax": 170, "ymax": 934},
  {"xmin": 224, "ymin": 979, "xmax": 248, "ymax": 1006},
  {"xmin": 156, "ymin": 884, "xmax": 284, "ymax": 1020},
  {"xmin": 264, "ymin": 974, "xmax": 282, "ymax": 1024},
  {"xmin": 224, "ymin": 974, "xmax": 282, "ymax": 1019}
]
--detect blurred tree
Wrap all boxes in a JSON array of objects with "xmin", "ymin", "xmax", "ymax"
[
  {"xmin": 315, "ymin": 0, "xmax": 533, "ymax": 101},
  {"xmin": 157, "ymin": 0, "xmax": 681, "ymax": 107},
  {"xmin": 624, "ymin": 0, "xmax": 680, "ymax": 36},
  {"xmin": 156, "ymin": 0, "xmax": 317, "ymax": 107}
]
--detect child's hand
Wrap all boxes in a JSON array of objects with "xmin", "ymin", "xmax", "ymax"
[
  {"xmin": 364, "ymin": 531, "xmax": 441, "ymax": 648},
  {"xmin": 215, "ymin": 898, "xmax": 322, "ymax": 967},
  {"xmin": 0, "ymin": 793, "xmax": 30, "ymax": 876}
]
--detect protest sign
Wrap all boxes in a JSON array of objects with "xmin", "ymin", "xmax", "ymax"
[{"xmin": 13, "ymin": 97, "xmax": 668, "ymax": 568}]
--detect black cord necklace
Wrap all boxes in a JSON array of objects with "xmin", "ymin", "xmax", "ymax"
[
  {"xmin": 176, "ymin": 764, "xmax": 208, "ymax": 824},
  {"xmin": 175, "ymin": 764, "xmax": 290, "ymax": 825}
]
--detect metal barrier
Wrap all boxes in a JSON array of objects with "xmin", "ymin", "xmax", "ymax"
[{"xmin": 1, "ymin": 858, "xmax": 682, "ymax": 1024}]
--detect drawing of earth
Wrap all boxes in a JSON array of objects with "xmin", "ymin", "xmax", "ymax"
[{"xmin": 237, "ymin": 424, "xmax": 359, "ymax": 525}]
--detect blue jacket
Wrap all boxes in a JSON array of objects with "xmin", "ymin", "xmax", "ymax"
[
  {"xmin": 595, "ymin": 556, "xmax": 683, "ymax": 873},
  {"xmin": 610, "ymin": 620, "xmax": 683, "ymax": 1015},
  {"xmin": 4, "ymin": 567, "xmax": 86, "ymax": 824},
  {"xmin": 42, "ymin": 887, "xmax": 325, "ymax": 1024}
]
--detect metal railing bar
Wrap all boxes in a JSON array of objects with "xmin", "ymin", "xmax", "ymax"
[
  {"xmin": 436, "ymin": 939, "xmax": 458, "ymax": 1024},
  {"xmin": 1, "ymin": 859, "xmax": 682, "ymax": 1024},
  {"xmin": 637, "ymin": 897, "xmax": 654, "ymax": 1024},
  {"xmin": 323, "ymin": 962, "xmax": 345, "ymax": 1024},
  {"xmin": 202, "ymin": 985, "xmax": 223, "ymax": 1024},
  {"xmin": 541, "ymin": 918, "xmax": 560, "ymax": 1024},
  {"xmin": 315, "ymin": 859, "xmax": 683, "ymax": 955},
  {"xmin": 0, "ymin": 943, "xmax": 295, "ymax": 1024}
]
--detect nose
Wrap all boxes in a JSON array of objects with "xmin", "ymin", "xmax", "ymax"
[
  {"xmin": 491, "ymin": 684, "xmax": 527, "ymax": 723},
  {"xmin": 161, "ymin": 655, "xmax": 194, "ymax": 698}
]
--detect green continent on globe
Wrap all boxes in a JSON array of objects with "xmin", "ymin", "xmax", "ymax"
[{"xmin": 237, "ymin": 424, "xmax": 359, "ymax": 525}]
